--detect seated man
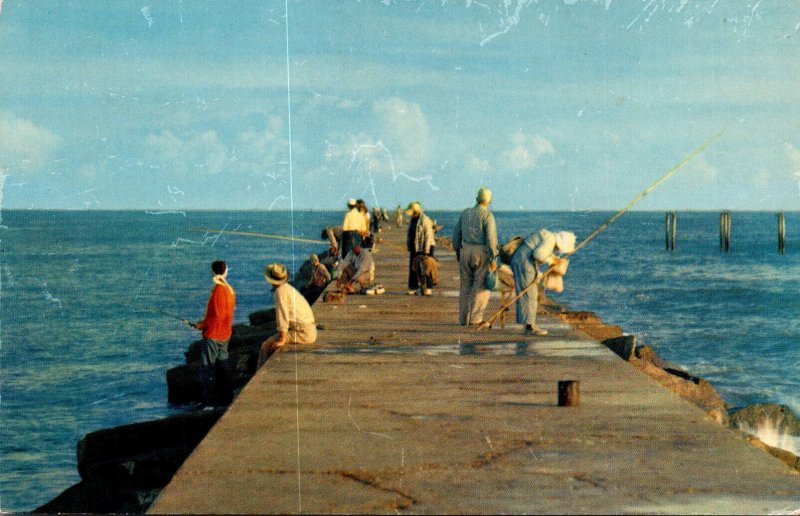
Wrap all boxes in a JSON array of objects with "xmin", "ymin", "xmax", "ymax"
[
  {"xmin": 336, "ymin": 244, "xmax": 374, "ymax": 294},
  {"xmin": 299, "ymin": 253, "xmax": 332, "ymax": 303},
  {"xmin": 258, "ymin": 262, "xmax": 317, "ymax": 367}
]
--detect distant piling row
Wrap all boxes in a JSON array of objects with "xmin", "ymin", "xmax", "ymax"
[
  {"xmin": 719, "ymin": 211, "xmax": 731, "ymax": 253},
  {"xmin": 663, "ymin": 211, "xmax": 787, "ymax": 253}
]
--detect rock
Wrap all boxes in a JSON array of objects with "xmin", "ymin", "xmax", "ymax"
[
  {"xmin": 602, "ymin": 335, "xmax": 636, "ymax": 361},
  {"xmin": 557, "ymin": 311, "xmax": 623, "ymax": 340},
  {"xmin": 248, "ymin": 307, "xmax": 276, "ymax": 326},
  {"xmin": 38, "ymin": 409, "xmax": 225, "ymax": 513},
  {"xmin": 35, "ymin": 481, "xmax": 161, "ymax": 514},
  {"xmin": 630, "ymin": 356, "xmax": 729, "ymax": 425},
  {"xmin": 634, "ymin": 345, "xmax": 682, "ymax": 371},
  {"xmin": 730, "ymin": 403, "xmax": 800, "ymax": 436},
  {"xmin": 77, "ymin": 409, "xmax": 225, "ymax": 486},
  {"xmin": 743, "ymin": 434, "xmax": 800, "ymax": 472}
]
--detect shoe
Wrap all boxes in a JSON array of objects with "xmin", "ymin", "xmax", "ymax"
[
  {"xmin": 407, "ymin": 290, "xmax": 418, "ymax": 295},
  {"xmin": 524, "ymin": 326, "xmax": 548, "ymax": 336},
  {"xmin": 423, "ymin": 289, "xmax": 432, "ymax": 296}
]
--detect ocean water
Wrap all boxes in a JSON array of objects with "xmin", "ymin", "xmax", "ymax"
[{"xmin": 1, "ymin": 209, "xmax": 799, "ymax": 512}]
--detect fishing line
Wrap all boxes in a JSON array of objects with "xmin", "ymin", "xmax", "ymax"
[
  {"xmin": 479, "ymin": 132, "xmax": 723, "ymax": 329},
  {"xmin": 192, "ymin": 227, "xmax": 324, "ymax": 245}
]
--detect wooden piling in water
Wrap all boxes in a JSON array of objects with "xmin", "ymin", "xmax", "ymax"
[
  {"xmin": 777, "ymin": 212, "xmax": 786, "ymax": 254},
  {"xmin": 720, "ymin": 211, "xmax": 731, "ymax": 253},
  {"xmin": 665, "ymin": 211, "xmax": 676, "ymax": 251}
]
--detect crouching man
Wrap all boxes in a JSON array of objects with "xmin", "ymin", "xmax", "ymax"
[
  {"xmin": 336, "ymin": 244, "xmax": 374, "ymax": 294},
  {"xmin": 258, "ymin": 262, "xmax": 317, "ymax": 368}
]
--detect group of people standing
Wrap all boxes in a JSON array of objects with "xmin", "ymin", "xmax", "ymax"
[{"xmin": 451, "ymin": 186, "xmax": 575, "ymax": 335}]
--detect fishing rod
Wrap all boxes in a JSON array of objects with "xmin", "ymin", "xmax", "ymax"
[
  {"xmin": 128, "ymin": 302, "xmax": 196, "ymax": 328},
  {"xmin": 477, "ymin": 132, "xmax": 722, "ymax": 330},
  {"xmin": 192, "ymin": 227, "xmax": 325, "ymax": 245}
]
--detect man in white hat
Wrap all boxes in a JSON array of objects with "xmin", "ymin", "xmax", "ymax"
[
  {"xmin": 258, "ymin": 262, "xmax": 317, "ymax": 367},
  {"xmin": 405, "ymin": 201, "xmax": 436, "ymax": 296},
  {"xmin": 510, "ymin": 229, "xmax": 575, "ymax": 335},
  {"xmin": 341, "ymin": 198, "xmax": 367, "ymax": 259},
  {"xmin": 452, "ymin": 187, "xmax": 499, "ymax": 325}
]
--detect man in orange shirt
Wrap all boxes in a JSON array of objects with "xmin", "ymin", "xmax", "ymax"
[{"xmin": 193, "ymin": 260, "xmax": 236, "ymax": 406}]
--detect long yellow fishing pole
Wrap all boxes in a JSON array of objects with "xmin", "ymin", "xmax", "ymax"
[
  {"xmin": 478, "ymin": 131, "xmax": 722, "ymax": 330},
  {"xmin": 192, "ymin": 227, "xmax": 324, "ymax": 245}
]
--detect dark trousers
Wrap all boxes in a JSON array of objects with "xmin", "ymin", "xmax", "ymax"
[
  {"xmin": 197, "ymin": 337, "xmax": 233, "ymax": 406},
  {"xmin": 341, "ymin": 231, "xmax": 362, "ymax": 260}
]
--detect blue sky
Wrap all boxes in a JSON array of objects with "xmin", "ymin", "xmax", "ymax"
[{"xmin": 1, "ymin": 0, "xmax": 799, "ymax": 210}]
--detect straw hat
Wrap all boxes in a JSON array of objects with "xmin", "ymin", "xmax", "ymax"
[
  {"xmin": 476, "ymin": 187, "xmax": 492, "ymax": 204},
  {"xmin": 404, "ymin": 201, "xmax": 421, "ymax": 216},
  {"xmin": 554, "ymin": 231, "xmax": 576, "ymax": 254},
  {"xmin": 264, "ymin": 262, "xmax": 288, "ymax": 285}
]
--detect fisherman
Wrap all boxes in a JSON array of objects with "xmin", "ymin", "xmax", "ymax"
[
  {"xmin": 341, "ymin": 198, "xmax": 367, "ymax": 259},
  {"xmin": 321, "ymin": 225, "xmax": 344, "ymax": 257},
  {"xmin": 192, "ymin": 260, "xmax": 236, "ymax": 406},
  {"xmin": 258, "ymin": 262, "xmax": 317, "ymax": 367},
  {"xmin": 452, "ymin": 187, "xmax": 498, "ymax": 326},
  {"xmin": 395, "ymin": 204, "xmax": 404, "ymax": 227},
  {"xmin": 511, "ymin": 229, "xmax": 575, "ymax": 335},
  {"xmin": 371, "ymin": 206, "xmax": 382, "ymax": 234},
  {"xmin": 405, "ymin": 201, "xmax": 436, "ymax": 296},
  {"xmin": 357, "ymin": 199, "xmax": 371, "ymax": 236},
  {"xmin": 336, "ymin": 243, "xmax": 375, "ymax": 294},
  {"xmin": 299, "ymin": 253, "xmax": 331, "ymax": 303}
]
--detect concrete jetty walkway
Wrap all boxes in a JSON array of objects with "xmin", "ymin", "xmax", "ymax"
[{"xmin": 150, "ymin": 226, "xmax": 800, "ymax": 514}]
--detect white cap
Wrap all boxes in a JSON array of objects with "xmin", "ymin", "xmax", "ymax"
[
  {"xmin": 347, "ymin": 198, "xmax": 357, "ymax": 207},
  {"xmin": 555, "ymin": 231, "xmax": 576, "ymax": 253}
]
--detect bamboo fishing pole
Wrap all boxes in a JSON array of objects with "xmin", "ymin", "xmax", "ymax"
[{"xmin": 477, "ymin": 132, "xmax": 722, "ymax": 330}]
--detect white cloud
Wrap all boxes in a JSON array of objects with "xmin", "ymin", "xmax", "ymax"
[
  {"xmin": 686, "ymin": 154, "xmax": 717, "ymax": 183},
  {"xmin": 324, "ymin": 97, "xmax": 434, "ymax": 179},
  {"xmin": 784, "ymin": 142, "xmax": 800, "ymax": 173},
  {"xmin": 500, "ymin": 132, "xmax": 555, "ymax": 172},
  {"xmin": 465, "ymin": 155, "xmax": 492, "ymax": 173},
  {"xmin": 143, "ymin": 121, "xmax": 291, "ymax": 179},
  {"xmin": 0, "ymin": 111, "xmax": 61, "ymax": 173},
  {"xmin": 372, "ymin": 97, "xmax": 432, "ymax": 172},
  {"xmin": 144, "ymin": 129, "xmax": 227, "ymax": 176}
]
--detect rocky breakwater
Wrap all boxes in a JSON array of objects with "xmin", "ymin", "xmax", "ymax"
[
  {"xmin": 36, "ymin": 312, "xmax": 277, "ymax": 514},
  {"xmin": 551, "ymin": 304, "xmax": 800, "ymax": 472}
]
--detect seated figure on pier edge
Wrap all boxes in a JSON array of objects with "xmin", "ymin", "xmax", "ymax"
[{"xmin": 258, "ymin": 262, "xmax": 317, "ymax": 367}]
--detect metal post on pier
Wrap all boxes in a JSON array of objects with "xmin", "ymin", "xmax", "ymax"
[{"xmin": 777, "ymin": 212, "xmax": 786, "ymax": 254}]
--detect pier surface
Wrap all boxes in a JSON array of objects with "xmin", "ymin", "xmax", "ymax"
[{"xmin": 150, "ymin": 226, "xmax": 800, "ymax": 514}]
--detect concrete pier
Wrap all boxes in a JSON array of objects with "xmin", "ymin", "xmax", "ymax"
[{"xmin": 149, "ymin": 226, "xmax": 800, "ymax": 514}]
